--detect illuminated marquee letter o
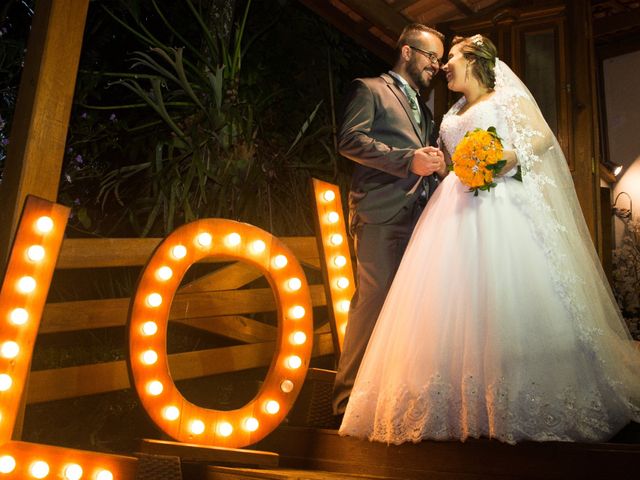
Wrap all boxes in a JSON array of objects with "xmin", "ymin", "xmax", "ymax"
[{"xmin": 127, "ymin": 219, "xmax": 313, "ymax": 448}]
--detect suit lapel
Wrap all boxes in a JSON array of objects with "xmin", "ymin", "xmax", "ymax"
[{"xmin": 382, "ymin": 74, "xmax": 424, "ymax": 145}]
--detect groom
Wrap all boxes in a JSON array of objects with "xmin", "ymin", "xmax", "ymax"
[{"xmin": 333, "ymin": 24, "xmax": 446, "ymax": 417}]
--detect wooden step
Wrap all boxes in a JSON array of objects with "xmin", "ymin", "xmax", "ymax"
[
  {"xmin": 203, "ymin": 466, "xmax": 399, "ymax": 480},
  {"xmin": 252, "ymin": 426, "xmax": 640, "ymax": 480}
]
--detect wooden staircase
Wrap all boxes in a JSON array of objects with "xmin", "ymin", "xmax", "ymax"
[{"xmin": 152, "ymin": 369, "xmax": 640, "ymax": 479}]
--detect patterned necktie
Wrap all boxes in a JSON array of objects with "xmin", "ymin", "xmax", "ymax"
[{"xmin": 404, "ymin": 85, "xmax": 422, "ymax": 125}]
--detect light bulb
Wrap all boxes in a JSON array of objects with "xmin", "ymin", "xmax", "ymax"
[
  {"xmin": 141, "ymin": 321, "xmax": 158, "ymax": 336},
  {"xmin": 329, "ymin": 234, "xmax": 343, "ymax": 246},
  {"xmin": 250, "ymin": 240, "xmax": 266, "ymax": 254},
  {"xmin": 190, "ymin": 419, "xmax": 205, "ymax": 435},
  {"xmin": 290, "ymin": 331, "xmax": 307, "ymax": 345},
  {"xmin": 243, "ymin": 417, "xmax": 259, "ymax": 432},
  {"xmin": 280, "ymin": 380, "xmax": 294, "ymax": 393},
  {"xmin": 225, "ymin": 232, "xmax": 241, "ymax": 247},
  {"xmin": 288, "ymin": 306, "xmax": 305, "ymax": 319},
  {"xmin": 272, "ymin": 254, "xmax": 288, "ymax": 269},
  {"xmin": 286, "ymin": 355, "xmax": 302, "ymax": 369},
  {"xmin": 146, "ymin": 293, "xmax": 162, "ymax": 307},
  {"xmin": 336, "ymin": 277, "xmax": 350, "ymax": 289},
  {"xmin": 265, "ymin": 400, "xmax": 280, "ymax": 414},
  {"xmin": 0, "ymin": 374, "xmax": 12, "ymax": 391},
  {"xmin": 17, "ymin": 276, "xmax": 36, "ymax": 293},
  {"xmin": 163, "ymin": 406, "xmax": 180, "ymax": 421},
  {"xmin": 196, "ymin": 232, "xmax": 212, "ymax": 247},
  {"xmin": 35, "ymin": 216, "xmax": 53, "ymax": 233},
  {"xmin": 141, "ymin": 350, "xmax": 158, "ymax": 365},
  {"xmin": 146, "ymin": 380, "xmax": 163, "ymax": 396},
  {"xmin": 327, "ymin": 211, "xmax": 340, "ymax": 224},
  {"xmin": 286, "ymin": 277, "xmax": 302, "ymax": 291},
  {"xmin": 0, "ymin": 341, "xmax": 19, "ymax": 359},
  {"xmin": 29, "ymin": 460, "xmax": 49, "ymax": 479},
  {"xmin": 171, "ymin": 245, "xmax": 187, "ymax": 259},
  {"xmin": 63, "ymin": 463, "xmax": 83, "ymax": 480},
  {"xmin": 155, "ymin": 266, "xmax": 173, "ymax": 281},
  {"xmin": 9, "ymin": 308, "xmax": 28, "ymax": 325},
  {"xmin": 96, "ymin": 470, "xmax": 114, "ymax": 480},
  {"xmin": 333, "ymin": 255, "xmax": 347, "ymax": 268},
  {"xmin": 0, "ymin": 455, "xmax": 15, "ymax": 474},
  {"xmin": 26, "ymin": 245, "xmax": 45, "ymax": 262},
  {"xmin": 322, "ymin": 190, "xmax": 336, "ymax": 202},
  {"xmin": 217, "ymin": 421, "xmax": 233, "ymax": 437},
  {"xmin": 337, "ymin": 300, "xmax": 351, "ymax": 313}
]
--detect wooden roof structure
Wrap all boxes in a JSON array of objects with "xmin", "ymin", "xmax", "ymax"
[{"xmin": 298, "ymin": 0, "xmax": 640, "ymax": 62}]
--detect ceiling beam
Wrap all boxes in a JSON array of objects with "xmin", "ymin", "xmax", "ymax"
[
  {"xmin": 297, "ymin": 0, "xmax": 395, "ymax": 64},
  {"xmin": 389, "ymin": 0, "xmax": 416, "ymax": 13},
  {"xmin": 448, "ymin": 0, "xmax": 476, "ymax": 16},
  {"xmin": 593, "ymin": 7, "xmax": 640, "ymax": 37},
  {"xmin": 339, "ymin": 0, "xmax": 409, "ymax": 38}
]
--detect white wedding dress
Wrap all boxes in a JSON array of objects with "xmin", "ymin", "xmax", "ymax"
[{"xmin": 339, "ymin": 62, "xmax": 640, "ymax": 445}]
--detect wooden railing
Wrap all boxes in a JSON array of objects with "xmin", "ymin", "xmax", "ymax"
[{"xmin": 27, "ymin": 236, "xmax": 336, "ymax": 404}]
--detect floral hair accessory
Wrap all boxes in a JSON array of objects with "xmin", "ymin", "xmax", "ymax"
[{"xmin": 470, "ymin": 34, "xmax": 484, "ymax": 47}]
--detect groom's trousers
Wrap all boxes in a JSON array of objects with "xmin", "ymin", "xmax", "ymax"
[{"xmin": 332, "ymin": 200, "xmax": 423, "ymax": 415}]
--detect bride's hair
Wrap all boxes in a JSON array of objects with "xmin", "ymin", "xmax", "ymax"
[{"xmin": 452, "ymin": 35, "xmax": 498, "ymax": 89}]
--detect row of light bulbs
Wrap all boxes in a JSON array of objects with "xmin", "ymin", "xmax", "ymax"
[
  {"xmin": 0, "ymin": 456, "xmax": 113, "ymax": 480},
  {"xmin": 317, "ymin": 186, "xmax": 355, "ymax": 343},
  {"xmin": 0, "ymin": 209, "xmax": 120, "ymax": 478},
  {"xmin": 128, "ymin": 220, "xmax": 312, "ymax": 447}
]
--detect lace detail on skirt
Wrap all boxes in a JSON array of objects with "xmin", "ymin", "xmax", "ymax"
[{"xmin": 340, "ymin": 374, "xmax": 631, "ymax": 445}]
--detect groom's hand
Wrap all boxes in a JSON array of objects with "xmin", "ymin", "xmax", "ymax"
[{"xmin": 410, "ymin": 147, "xmax": 446, "ymax": 177}]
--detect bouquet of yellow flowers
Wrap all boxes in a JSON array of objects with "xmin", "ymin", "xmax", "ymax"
[{"xmin": 450, "ymin": 126, "xmax": 506, "ymax": 196}]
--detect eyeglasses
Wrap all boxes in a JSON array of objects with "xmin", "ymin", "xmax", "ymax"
[{"xmin": 408, "ymin": 46, "xmax": 440, "ymax": 66}]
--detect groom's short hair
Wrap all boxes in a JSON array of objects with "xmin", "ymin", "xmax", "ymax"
[{"xmin": 396, "ymin": 24, "xmax": 444, "ymax": 60}]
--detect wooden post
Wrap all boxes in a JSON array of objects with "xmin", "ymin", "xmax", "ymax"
[
  {"xmin": 0, "ymin": 0, "xmax": 90, "ymax": 440},
  {"xmin": 0, "ymin": 0, "xmax": 90, "ymax": 269}
]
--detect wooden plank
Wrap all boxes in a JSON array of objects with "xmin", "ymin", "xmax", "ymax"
[
  {"xmin": 174, "ymin": 315, "xmax": 277, "ymax": 343},
  {"xmin": 40, "ymin": 285, "xmax": 327, "ymax": 333},
  {"xmin": 26, "ymin": 333, "xmax": 335, "ymax": 403},
  {"xmin": 140, "ymin": 439, "xmax": 279, "ymax": 467},
  {"xmin": 297, "ymin": 0, "xmax": 395, "ymax": 63},
  {"xmin": 56, "ymin": 236, "xmax": 320, "ymax": 269},
  {"xmin": 179, "ymin": 262, "xmax": 264, "ymax": 293},
  {"xmin": 340, "ymin": 0, "xmax": 408, "ymax": 37},
  {"xmin": 0, "ymin": 0, "xmax": 90, "ymax": 267},
  {"xmin": 255, "ymin": 427, "xmax": 640, "ymax": 480}
]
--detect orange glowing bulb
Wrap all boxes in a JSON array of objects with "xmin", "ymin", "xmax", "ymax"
[
  {"xmin": 289, "ymin": 305, "xmax": 305, "ymax": 319},
  {"xmin": 243, "ymin": 417, "xmax": 259, "ymax": 432},
  {"xmin": 286, "ymin": 355, "xmax": 302, "ymax": 369},
  {"xmin": 190, "ymin": 419, "xmax": 205, "ymax": 435},
  {"xmin": 35, "ymin": 216, "xmax": 54, "ymax": 233},
  {"xmin": 280, "ymin": 380, "xmax": 294, "ymax": 393},
  {"xmin": 250, "ymin": 239, "xmax": 266, "ymax": 254},
  {"xmin": 17, "ymin": 276, "xmax": 36, "ymax": 293},
  {"xmin": 0, "ymin": 341, "xmax": 19, "ymax": 359},
  {"xmin": 63, "ymin": 463, "xmax": 83, "ymax": 480},
  {"xmin": 156, "ymin": 266, "xmax": 173, "ymax": 281},
  {"xmin": 272, "ymin": 254, "xmax": 288, "ymax": 269},
  {"xmin": 96, "ymin": 470, "xmax": 114, "ymax": 480},
  {"xmin": 286, "ymin": 277, "xmax": 302, "ymax": 291},
  {"xmin": 26, "ymin": 245, "xmax": 45, "ymax": 262},
  {"xmin": 9, "ymin": 308, "xmax": 29, "ymax": 325},
  {"xmin": 336, "ymin": 277, "xmax": 350, "ymax": 289},
  {"xmin": 265, "ymin": 400, "xmax": 280, "ymax": 414},
  {"xmin": 0, "ymin": 374, "xmax": 12, "ymax": 391},
  {"xmin": 333, "ymin": 255, "xmax": 347, "ymax": 268},
  {"xmin": 146, "ymin": 380, "xmax": 163, "ymax": 396},
  {"xmin": 289, "ymin": 331, "xmax": 307, "ymax": 345},
  {"xmin": 29, "ymin": 460, "xmax": 49, "ymax": 479},
  {"xmin": 327, "ymin": 211, "xmax": 340, "ymax": 224},
  {"xmin": 217, "ymin": 421, "xmax": 233, "ymax": 437},
  {"xmin": 141, "ymin": 321, "xmax": 158, "ymax": 336},
  {"xmin": 0, "ymin": 455, "xmax": 16, "ymax": 474},
  {"xmin": 322, "ymin": 190, "xmax": 336, "ymax": 202},
  {"xmin": 163, "ymin": 406, "xmax": 180, "ymax": 421},
  {"xmin": 329, "ymin": 233, "xmax": 344, "ymax": 246},
  {"xmin": 225, "ymin": 232, "xmax": 241, "ymax": 247},
  {"xmin": 171, "ymin": 245, "xmax": 187, "ymax": 259},
  {"xmin": 146, "ymin": 293, "xmax": 163, "ymax": 307},
  {"xmin": 141, "ymin": 350, "xmax": 158, "ymax": 365},
  {"xmin": 196, "ymin": 232, "xmax": 212, "ymax": 247}
]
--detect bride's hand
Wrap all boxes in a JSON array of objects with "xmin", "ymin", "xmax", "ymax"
[{"xmin": 497, "ymin": 150, "xmax": 518, "ymax": 176}]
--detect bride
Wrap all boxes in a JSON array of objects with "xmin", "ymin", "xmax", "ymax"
[{"xmin": 339, "ymin": 34, "xmax": 640, "ymax": 444}]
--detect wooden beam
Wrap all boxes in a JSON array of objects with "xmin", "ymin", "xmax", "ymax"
[
  {"xmin": 389, "ymin": 0, "xmax": 416, "ymax": 13},
  {"xmin": 140, "ymin": 439, "xmax": 279, "ymax": 468},
  {"xmin": 40, "ymin": 285, "xmax": 327, "ymax": 333},
  {"xmin": 593, "ymin": 8, "xmax": 640, "ymax": 37},
  {"xmin": 449, "ymin": 0, "xmax": 476, "ymax": 16},
  {"xmin": 174, "ymin": 315, "xmax": 277, "ymax": 343},
  {"xmin": 0, "ymin": 0, "xmax": 90, "ymax": 268},
  {"xmin": 297, "ymin": 0, "xmax": 395, "ymax": 64},
  {"xmin": 56, "ymin": 236, "xmax": 320, "ymax": 269},
  {"xmin": 179, "ymin": 262, "xmax": 263, "ymax": 293},
  {"xmin": 26, "ymin": 333, "xmax": 334, "ymax": 403},
  {"xmin": 340, "ymin": 0, "xmax": 408, "ymax": 38}
]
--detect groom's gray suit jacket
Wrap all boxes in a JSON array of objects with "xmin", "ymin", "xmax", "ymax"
[{"xmin": 338, "ymin": 73, "xmax": 437, "ymax": 230}]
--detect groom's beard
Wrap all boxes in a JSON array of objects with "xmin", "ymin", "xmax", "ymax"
[{"xmin": 407, "ymin": 56, "xmax": 436, "ymax": 90}]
